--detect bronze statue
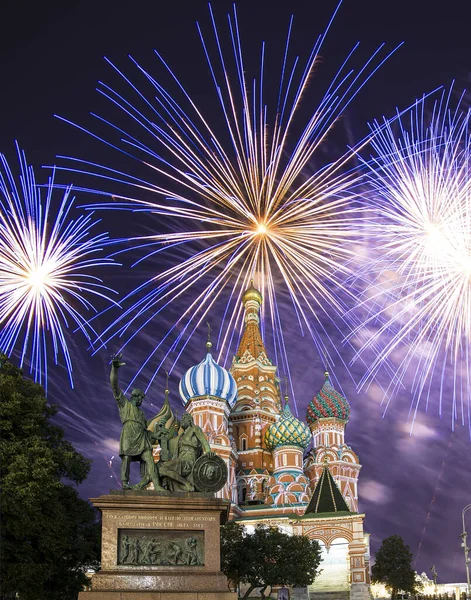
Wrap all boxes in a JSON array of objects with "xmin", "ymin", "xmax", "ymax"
[
  {"xmin": 120, "ymin": 535, "xmax": 130, "ymax": 563},
  {"xmin": 158, "ymin": 412, "xmax": 217, "ymax": 492},
  {"xmin": 110, "ymin": 354, "xmax": 164, "ymax": 491},
  {"xmin": 184, "ymin": 537, "xmax": 200, "ymax": 566},
  {"xmin": 144, "ymin": 539, "xmax": 161, "ymax": 565},
  {"xmin": 129, "ymin": 538, "xmax": 142, "ymax": 565},
  {"xmin": 111, "ymin": 354, "xmax": 227, "ymax": 493}
]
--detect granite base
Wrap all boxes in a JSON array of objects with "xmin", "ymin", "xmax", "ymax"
[{"xmin": 79, "ymin": 491, "xmax": 236, "ymax": 600}]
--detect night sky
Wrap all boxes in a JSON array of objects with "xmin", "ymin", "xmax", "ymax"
[{"xmin": 1, "ymin": 0, "xmax": 471, "ymax": 585}]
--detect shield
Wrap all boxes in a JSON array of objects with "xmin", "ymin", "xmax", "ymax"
[{"xmin": 192, "ymin": 454, "xmax": 227, "ymax": 493}]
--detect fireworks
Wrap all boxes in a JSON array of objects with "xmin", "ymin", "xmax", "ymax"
[
  {"xmin": 0, "ymin": 145, "xmax": 118, "ymax": 388},
  {"xmin": 57, "ymin": 4, "xmax": 400, "ymax": 399},
  {"xmin": 349, "ymin": 89, "xmax": 471, "ymax": 432}
]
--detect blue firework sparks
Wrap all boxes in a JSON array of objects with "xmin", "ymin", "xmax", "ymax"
[
  {"xmin": 56, "ymin": 3, "xmax": 401, "ymax": 407},
  {"xmin": 0, "ymin": 145, "xmax": 118, "ymax": 389}
]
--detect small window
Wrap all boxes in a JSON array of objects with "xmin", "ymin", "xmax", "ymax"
[
  {"xmin": 240, "ymin": 438, "xmax": 247, "ymax": 451},
  {"xmin": 238, "ymin": 484, "xmax": 247, "ymax": 504}
]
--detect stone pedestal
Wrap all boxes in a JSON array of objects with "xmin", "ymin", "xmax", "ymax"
[{"xmin": 79, "ymin": 490, "xmax": 237, "ymax": 600}]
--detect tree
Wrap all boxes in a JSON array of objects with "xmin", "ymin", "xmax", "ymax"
[
  {"xmin": 0, "ymin": 356, "xmax": 101, "ymax": 600},
  {"xmin": 372, "ymin": 535, "xmax": 418, "ymax": 599},
  {"xmin": 220, "ymin": 521, "xmax": 247, "ymax": 592},
  {"xmin": 221, "ymin": 522, "xmax": 322, "ymax": 599}
]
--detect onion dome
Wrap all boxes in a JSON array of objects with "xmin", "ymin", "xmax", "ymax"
[
  {"xmin": 306, "ymin": 371, "xmax": 350, "ymax": 424},
  {"xmin": 265, "ymin": 400, "xmax": 311, "ymax": 451},
  {"xmin": 147, "ymin": 386, "xmax": 179, "ymax": 438},
  {"xmin": 242, "ymin": 281, "xmax": 262, "ymax": 306},
  {"xmin": 179, "ymin": 341, "xmax": 237, "ymax": 406}
]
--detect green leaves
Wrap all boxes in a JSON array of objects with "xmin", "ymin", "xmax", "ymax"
[
  {"xmin": 220, "ymin": 522, "xmax": 322, "ymax": 598},
  {"xmin": 0, "ymin": 356, "xmax": 100, "ymax": 600},
  {"xmin": 372, "ymin": 535, "xmax": 418, "ymax": 599}
]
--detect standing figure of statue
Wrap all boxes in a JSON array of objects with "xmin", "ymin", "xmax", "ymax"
[
  {"xmin": 129, "ymin": 538, "xmax": 142, "ymax": 565},
  {"xmin": 157, "ymin": 412, "xmax": 216, "ymax": 492},
  {"xmin": 120, "ymin": 535, "xmax": 131, "ymax": 564},
  {"xmin": 110, "ymin": 354, "xmax": 164, "ymax": 491}
]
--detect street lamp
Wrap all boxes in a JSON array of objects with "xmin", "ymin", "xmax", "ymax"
[{"xmin": 461, "ymin": 504, "xmax": 471, "ymax": 600}]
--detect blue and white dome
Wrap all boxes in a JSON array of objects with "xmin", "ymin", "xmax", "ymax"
[{"xmin": 179, "ymin": 345, "xmax": 237, "ymax": 406}]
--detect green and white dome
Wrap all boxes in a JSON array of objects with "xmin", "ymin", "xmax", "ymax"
[{"xmin": 265, "ymin": 402, "xmax": 311, "ymax": 451}]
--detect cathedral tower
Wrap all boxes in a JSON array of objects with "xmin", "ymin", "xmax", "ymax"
[
  {"xmin": 179, "ymin": 339, "xmax": 238, "ymax": 503},
  {"xmin": 229, "ymin": 283, "xmax": 282, "ymax": 504},
  {"xmin": 264, "ymin": 397, "xmax": 311, "ymax": 505},
  {"xmin": 304, "ymin": 371, "xmax": 361, "ymax": 512}
]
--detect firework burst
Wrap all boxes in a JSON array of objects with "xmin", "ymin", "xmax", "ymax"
[
  {"xmin": 0, "ymin": 145, "xmax": 118, "ymax": 388},
  {"xmin": 349, "ymin": 89, "xmax": 471, "ymax": 432},
  {"xmin": 57, "ymin": 3, "xmax": 400, "ymax": 402}
]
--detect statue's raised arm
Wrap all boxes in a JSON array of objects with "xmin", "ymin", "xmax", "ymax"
[
  {"xmin": 110, "ymin": 353, "xmax": 126, "ymax": 403},
  {"xmin": 110, "ymin": 353, "xmax": 164, "ymax": 491}
]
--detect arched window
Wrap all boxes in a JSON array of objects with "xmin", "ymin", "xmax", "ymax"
[
  {"xmin": 238, "ymin": 482, "xmax": 247, "ymax": 504},
  {"xmin": 240, "ymin": 437, "xmax": 247, "ymax": 451}
]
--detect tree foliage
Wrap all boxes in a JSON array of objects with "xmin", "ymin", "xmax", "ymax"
[
  {"xmin": 0, "ymin": 356, "xmax": 101, "ymax": 600},
  {"xmin": 221, "ymin": 522, "xmax": 322, "ymax": 599},
  {"xmin": 372, "ymin": 535, "xmax": 418, "ymax": 599}
]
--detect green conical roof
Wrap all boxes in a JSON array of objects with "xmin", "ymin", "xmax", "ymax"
[{"xmin": 303, "ymin": 464, "xmax": 352, "ymax": 516}]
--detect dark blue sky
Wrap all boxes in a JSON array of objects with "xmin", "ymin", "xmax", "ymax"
[{"xmin": 1, "ymin": 0, "xmax": 470, "ymax": 584}]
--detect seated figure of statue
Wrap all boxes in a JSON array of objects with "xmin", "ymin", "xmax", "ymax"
[{"xmin": 157, "ymin": 412, "xmax": 216, "ymax": 492}]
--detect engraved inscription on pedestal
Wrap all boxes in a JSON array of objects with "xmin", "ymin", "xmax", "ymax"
[{"xmin": 118, "ymin": 529, "xmax": 204, "ymax": 566}]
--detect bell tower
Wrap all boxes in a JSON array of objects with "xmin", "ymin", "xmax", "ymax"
[
  {"xmin": 304, "ymin": 371, "xmax": 361, "ymax": 512},
  {"xmin": 264, "ymin": 397, "xmax": 311, "ymax": 506},
  {"xmin": 229, "ymin": 283, "xmax": 282, "ymax": 504},
  {"xmin": 179, "ymin": 335, "xmax": 239, "ymax": 504}
]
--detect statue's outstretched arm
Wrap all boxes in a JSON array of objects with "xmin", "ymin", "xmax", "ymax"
[{"xmin": 110, "ymin": 354, "xmax": 126, "ymax": 402}]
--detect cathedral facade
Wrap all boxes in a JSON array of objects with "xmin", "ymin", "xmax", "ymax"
[{"xmin": 163, "ymin": 284, "xmax": 371, "ymax": 600}]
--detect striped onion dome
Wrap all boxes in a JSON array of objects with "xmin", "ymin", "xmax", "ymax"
[
  {"xmin": 179, "ymin": 343, "xmax": 237, "ymax": 407},
  {"xmin": 306, "ymin": 371, "xmax": 350, "ymax": 425},
  {"xmin": 265, "ymin": 401, "xmax": 311, "ymax": 451}
]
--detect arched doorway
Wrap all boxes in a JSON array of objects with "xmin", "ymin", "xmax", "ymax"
[{"xmin": 309, "ymin": 537, "xmax": 350, "ymax": 594}]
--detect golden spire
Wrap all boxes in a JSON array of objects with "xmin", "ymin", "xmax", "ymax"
[
  {"xmin": 322, "ymin": 349, "xmax": 330, "ymax": 381},
  {"xmin": 241, "ymin": 279, "xmax": 262, "ymax": 306},
  {"xmin": 165, "ymin": 370, "xmax": 169, "ymax": 403},
  {"xmin": 206, "ymin": 321, "xmax": 212, "ymax": 351},
  {"xmin": 236, "ymin": 279, "xmax": 268, "ymax": 361},
  {"xmin": 146, "ymin": 371, "xmax": 175, "ymax": 433},
  {"xmin": 283, "ymin": 376, "xmax": 289, "ymax": 408}
]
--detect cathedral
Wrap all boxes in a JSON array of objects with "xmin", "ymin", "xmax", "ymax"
[{"xmin": 156, "ymin": 283, "xmax": 371, "ymax": 600}]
